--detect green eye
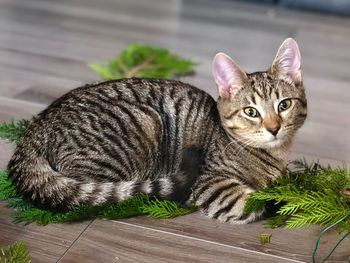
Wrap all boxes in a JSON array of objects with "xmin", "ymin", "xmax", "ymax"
[
  {"xmin": 278, "ymin": 99, "xmax": 292, "ymax": 112},
  {"xmin": 243, "ymin": 107, "xmax": 260, "ymax": 118}
]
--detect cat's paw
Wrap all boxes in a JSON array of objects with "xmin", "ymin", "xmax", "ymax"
[
  {"xmin": 197, "ymin": 187, "xmax": 264, "ymax": 224},
  {"xmin": 215, "ymin": 209, "xmax": 265, "ymax": 224}
]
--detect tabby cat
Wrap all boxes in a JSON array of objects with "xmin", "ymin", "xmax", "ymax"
[{"xmin": 8, "ymin": 38, "xmax": 307, "ymax": 224}]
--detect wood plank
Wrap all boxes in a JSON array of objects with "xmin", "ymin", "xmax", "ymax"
[
  {"xmin": 0, "ymin": 2, "xmax": 284, "ymax": 68},
  {"xmin": 121, "ymin": 213, "xmax": 350, "ymax": 263},
  {"xmin": 0, "ymin": 140, "xmax": 14, "ymax": 168},
  {"xmin": 0, "ymin": 96, "xmax": 45, "ymax": 121},
  {"xmin": 0, "ymin": 204, "xmax": 92, "ymax": 263},
  {"xmin": 0, "ymin": 30, "xmax": 115, "ymax": 62},
  {"xmin": 0, "ymin": 66, "xmax": 81, "ymax": 99},
  {"xmin": 0, "ymin": 48, "xmax": 95, "ymax": 82},
  {"xmin": 59, "ymin": 219, "xmax": 300, "ymax": 263}
]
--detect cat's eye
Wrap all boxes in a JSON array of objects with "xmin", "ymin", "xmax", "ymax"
[
  {"xmin": 278, "ymin": 99, "xmax": 292, "ymax": 112},
  {"xmin": 243, "ymin": 107, "xmax": 260, "ymax": 118}
]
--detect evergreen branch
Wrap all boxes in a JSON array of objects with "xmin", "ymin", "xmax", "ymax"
[
  {"xmin": 141, "ymin": 198, "xmax": 196, "ymax": 219},
  {"xmin": 123, "ymin": 55, "xmax": 155, "ymax": 78},
  {"xmin": 264, "ymin": 214, "xmax": 289, "ymax": 229},
  {"xmin": 6, "ymin": 197, "xmax": 33, "ymax": 212},
  {"xmin": 286, "ymin": 211, "xmax": 347, "ymax": 229},
  {"xmin": 245, "ymin": 160, "xmax": 350, "ymax": 232},
  {"xmin": 0, "ymin": 119, "xmax": 29, "ymax": 144},
  {"xmin": 12, "ymin": 205, "xmax": 104, "ymax": 225},
  {"xmin": 245, "ymin": 185, "xmax": 303, "ymax": 205},
  {"xmin": 0, "ymin": 241, "xmax": 31, "ymax": 263},
  {"xmin": 276, "ymin": 191, "xmax": 342, "ymax": 216},
  {"xmin": 338, "ymin": 219, "xmax": 350, "ymax": 233},
  {"xmin": 0, "ymin": 171, "xmax": 17, "ymax": 200},
  {"xmin": 243, "ymin": 196, "xmax": 266, "ymax": 215},
  {"xmin": 11, "ymin": 195, "xmax": 146, "ymax": 225},
  {"xmin": 9, "ymin": 192, "xmax": 194, "ymax": 225},
  {"xmin": 97, "ymin": 194, "xmax": 149, "ymax": 220}
]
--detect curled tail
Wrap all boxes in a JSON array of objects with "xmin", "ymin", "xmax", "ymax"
[{"xmin": 8, "ymin": 147, "xmax": 203, "ymax": 211}]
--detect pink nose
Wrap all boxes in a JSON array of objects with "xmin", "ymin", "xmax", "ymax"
[{"xmin": 266, "ymin": 126, "xmax": 280, "ymax": 136}]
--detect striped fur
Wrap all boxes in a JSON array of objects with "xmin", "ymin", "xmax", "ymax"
[
  {"xmin": 8, "ymin": 40, "xmax": 307, "ymax": 224},
  {"xmin": 8, "ymin": 79, "xmax": 211, "ymax": 211}
]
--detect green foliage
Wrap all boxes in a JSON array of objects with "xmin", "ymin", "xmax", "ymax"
[
  {"xmin": 89, "ymin": 43, "xmax": 195, "ymax": 80},
  {"xmin": 97, "ymin": 193, "xmax": 148, "ymax": 220},
  {"xmin": 264, "ymin": 214, "xmax": 289, "ymax": 229},
  {"xmin": 5, "ymin": 197, "xmax": 32, "ymax": 211},
  {"xmin": 0, "ymin": 241, "xmax": 31, "ymax": 263},
  {"xmin": 11, "ymin": 194, "xmax": 147, "ymax": 225},
  {"xmin": 245, "ymin": 160, "xmax": 350, "ymax": 232},
  {"xmin": 0, "ymin": 171, "xmax": 17, "ymax": 200},
  {"xmin": 0, "ymin": 119, "xmax": 29, "ymax": 144},
  {"xmin": 141, "ymin": 198, "xmax": 196, "ymax": 219},
  {"xmin": 243, "ymin": 197, "xmax": 266, "ymax": 216},
  {"xmin": 10, "ymin": 194, "xmax": 194, "ymax": 225},
  {"xmin": 257, "ymin": 233, "xmax": 271, "ymax": 245}
]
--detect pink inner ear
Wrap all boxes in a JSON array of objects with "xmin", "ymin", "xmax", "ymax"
[
  {"xmin": 274, "ymin": 38, "xmax": 301, "ymax": 82},
  {"xmin": 212, "ymin": 53, "xmax": 244, "ymax": 99}
]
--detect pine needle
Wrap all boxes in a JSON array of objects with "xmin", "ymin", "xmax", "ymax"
[
  {"xmin": 0, "ymin": 171, "xmax": 17, "ymax": 200},
  {"xmin": 0, "ymin": 241, "xmax": 31, "ymax": 263},
  {"xmin": 245, "ymin": 160, "xmax": 350, "ymax": 232},
  {"xmin": 141, "ymin": 198, "xmax": 196, "ymax": 219},
  {"xmin": 0, "ymin": 119, "xmax": 29, "ymax": 144},
  {"xmin": 6, "ymin": 197, "xmax": 32, "ymax": 211},
  {"xmin": 264, "ymin": 214, "xmax": 289, "ymax": 229},
  {"xmin": 97, "ymin": 194, "xmax": 149, "ymax": 220},
  {"xmin": 243, "ymin": 197, "xmax": 266, "ymax": 215},
  {"xmin": 4, "ymin": 189, "xmax": 194, "ymax": 225}
]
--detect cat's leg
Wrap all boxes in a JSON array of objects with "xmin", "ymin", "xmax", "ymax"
[{"xmin": 192, "ymin": 175, "xmax": 264, "ymax": 224}]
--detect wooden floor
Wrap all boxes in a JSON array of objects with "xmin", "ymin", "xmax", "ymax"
[{"xmin": 0, "ymin": 0, "xmax": 350, "ymax": 262}]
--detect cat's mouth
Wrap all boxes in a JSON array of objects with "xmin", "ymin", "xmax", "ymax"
[{"xmin": 229, "ymin": 129, "xmax": 287, "ymax": 149}]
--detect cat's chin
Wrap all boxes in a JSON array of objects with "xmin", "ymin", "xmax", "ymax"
[{"xmin": 262, "ymin": 139, "xmax": 285, "ymax": 149}]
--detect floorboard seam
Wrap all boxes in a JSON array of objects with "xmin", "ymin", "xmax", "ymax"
[
  {"xmin": 55, "ymin": 220, "xmax": 94, "ymax": 263},
  {"xmin": 114, "ymin": 220, "xmax": 306, "ymax": 263}
]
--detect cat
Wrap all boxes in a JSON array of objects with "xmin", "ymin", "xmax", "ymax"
[{"xmin": 7, "ymin": 38, "xmax": 307, "ymax": 224}]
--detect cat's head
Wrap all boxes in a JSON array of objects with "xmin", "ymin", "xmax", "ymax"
[{"xmin": 213, "ymin": 38, "xmax": 307, "ymax": 149}]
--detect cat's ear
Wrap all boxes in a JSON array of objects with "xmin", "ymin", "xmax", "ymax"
[
  {"xmin": 212, "ymin": 53, "xmax": 247, "ymax": 99},
  {"xmin": 271, "ymin": 38, "xmax": 302, "ymax": 85}
]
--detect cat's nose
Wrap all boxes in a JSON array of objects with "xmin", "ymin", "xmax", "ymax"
[{"xmin": 266, "ymin": 126, "xmax": 280, "ymax": 136}]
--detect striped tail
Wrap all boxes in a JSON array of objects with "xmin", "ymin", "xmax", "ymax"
[{"xmin": 8, "ymin": 147, "xmax": 203, "ymax": 211}]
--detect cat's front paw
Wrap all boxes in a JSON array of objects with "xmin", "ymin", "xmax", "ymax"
[
  {"xmin": 196, "ymin": 186, "xmax": 264, "ymax": 224},
  {"xmin": 211, "ymin": 208, "xmax": 265, "ymax": 224}
]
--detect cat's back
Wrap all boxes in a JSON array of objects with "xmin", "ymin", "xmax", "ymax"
[
  {"xmin": 20, "ymin": 78, "xmax": 220, "ymax": 180},
  {"xmin": 28, "ymin": 78, "xmax": 220, "ymax": 154},
  {"xmin": 38, "ymin": 78, "xmax": 214, "ymax": 116}
]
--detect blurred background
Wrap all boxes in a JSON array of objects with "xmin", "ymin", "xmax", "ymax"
[{"xmin": 0, "ymin": 0, "xmax": 349, "ymax": 165}]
